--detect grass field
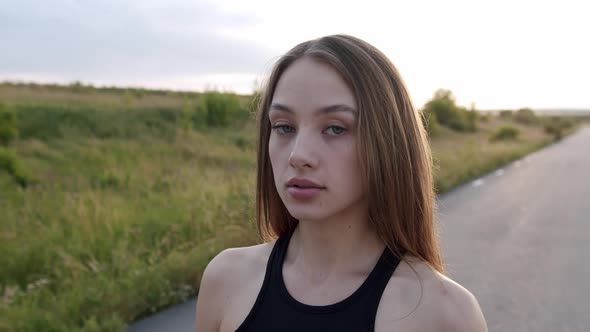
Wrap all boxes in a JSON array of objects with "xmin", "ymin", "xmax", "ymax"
[{"xmin": 0, "ymin": 82, "xmax": 583, "ymax": 331}]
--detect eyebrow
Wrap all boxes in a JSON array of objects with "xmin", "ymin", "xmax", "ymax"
[{"xmin": 269, "ymin": 103, "xmax": 358, "ymax": 117}]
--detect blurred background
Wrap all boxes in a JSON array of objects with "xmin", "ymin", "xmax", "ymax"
[{"xmin": 1, "ymin": 1, "xmax": 588, "ymax": 331}]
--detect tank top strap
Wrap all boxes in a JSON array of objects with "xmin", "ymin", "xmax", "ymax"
[
  {"xmin": 362, "ymin": 246, "xmax": 406, "ymax": 330},
  {"xmin": 234, "ymin": 230, "xmax": 288, "ymax": 332},
  {"xmin": 268, "ymin": 227, "xmax": 295, "ymax": 287}
]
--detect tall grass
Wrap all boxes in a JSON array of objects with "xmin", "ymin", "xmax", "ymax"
[
  {"xmin": 0, "ymin": 83, "xmax": 580, "ymax": 331},
  {"xmin": 0, "ymin": 127, "xmax": 259, "ymax": 332}
]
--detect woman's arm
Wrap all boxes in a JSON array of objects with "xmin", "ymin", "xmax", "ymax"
[
  {"xmin": 439, "ymin": 279, "xmax": 488, "ymax": 332},
  {"xmin": 194, "ymin": 250, "xmax": 232, "ymax": 332}
]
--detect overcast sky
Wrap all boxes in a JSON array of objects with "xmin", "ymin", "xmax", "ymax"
[{"xmin": 0, "ymin": 0, "xmax": 588, "ymax": 109}]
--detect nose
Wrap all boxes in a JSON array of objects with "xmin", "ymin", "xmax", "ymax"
[{"xmin": 288, "ymin": 129, "xmax": 317, "ymax": 170}]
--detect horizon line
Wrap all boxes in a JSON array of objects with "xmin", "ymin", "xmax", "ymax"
[{"xmin": 1, "ymin": 79, "xmax": 589, "ymax": 112}]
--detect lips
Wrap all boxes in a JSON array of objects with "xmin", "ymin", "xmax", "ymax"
[
  {"xmin": 287, "ymin": 186, "xmax": 322, "ymax": 200},
  {"xmin": 286, "ymin": 177, "xmax": 324, "ymax": 189}
]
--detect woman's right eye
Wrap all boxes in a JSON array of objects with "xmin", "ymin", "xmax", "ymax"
[{"xmin": 271, "ymin": 124, "xmax": 295, "ymax": 135}]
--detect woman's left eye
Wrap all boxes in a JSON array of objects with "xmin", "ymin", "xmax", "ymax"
[{"xmin": 325, "ymin": 126, "xmax": 347, "ymax": 136}]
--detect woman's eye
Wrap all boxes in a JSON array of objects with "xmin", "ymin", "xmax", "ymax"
[
  {"xmin": 326, "ymin": 125, "xmax": 347, "ymax": 136},
  {"xmin": 271, "ymin": 124, "xmax": 294, "ymax": 134},
  {"xmin": 271, "ymin": 124, "xmax": 347, "ymax": 136}
]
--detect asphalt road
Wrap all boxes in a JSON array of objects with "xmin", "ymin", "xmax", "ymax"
[
  {"xmin": 440, "ymin": 126, "xmax": 590, "ymax": 331},
  {"xmin": 127, "ymin": 125, "xmax": 590, "ymax": 332}
]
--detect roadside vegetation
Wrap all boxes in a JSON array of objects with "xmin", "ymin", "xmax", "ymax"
[{"xmin": 0, "ymin": 82, "xmax": 583, "ymax": 331}]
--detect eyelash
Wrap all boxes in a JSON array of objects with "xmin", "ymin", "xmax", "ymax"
[{"xmin": 271, "ymin": 124, "xmax": 347, "ymax": 136}]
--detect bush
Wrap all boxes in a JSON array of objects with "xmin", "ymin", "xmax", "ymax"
[
  {"xmin": 422, "ymin": 108, "xmax": 440, "ymax": 137},
  {"xmin": 543, "ymin": 116, "xmax": 574, "ymax": 141},
  {"xmin": 560, "ymin": 117, "xmax": 575, "ymax": 129},
  {"xmin": 499, "ymin": 110, "xmax": 513, "ymax": 118},
  {"xmin": 544, "ymin": 122, "xmax": 562, "ymax": 140},
  {"xmin": 191, "ymin": 104, "xmax": 208, "ymax": 130},
  {"xmin": 490, "ymin": 126, "xmax": 520, "ymax": 142},
  {"xmin": 479, "ymin": 113, "xmax": 490, "ymax": 122},
  {"xmin": 178, "ymin": 100, "xmax": 194, "ymax": 131},
  {"xmin": 0, "ymin": 147, "xmax": 30, "ymax": 187},
  {"xmin": 233, "ymin": 136, "xmax": 252, "ymax": 150},
  {"xmin": 0, "ymin": 102, "xmax": 19, "ymax": 145},
  {"xmin": 197, "ymin": 92, "xmax": 242, "ymax": 128},
  {"xmin": 465, "ymin": 109, "xmax": 478, "ymax": 132},
  {"xmin": 69, "ymin": 81, "xmax": 93, "ymax": 93},
  {"xmin": 423, "ymin": 89, "xmax": 472, "ymax": 132},
  {"xmin": 514, "ymin": 108, "xmax": 538, "ymax": 125},
  {"xmin": 15, "ymin": 104, "xmax": 180, "ymax": 141}
]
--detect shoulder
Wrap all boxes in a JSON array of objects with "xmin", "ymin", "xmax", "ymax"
[
  {"xmin": 375, "ymin": 255, "xmax": 488, "ymax": 332},
  {"xmin": 194, "ymin": 240, "xmax": 276, "ymax": 331},
  {"xmin": 200, "ymin": 240, "xmax": 276, "ymax": 295},
  {"xmin": 430, "ymin": 270, "xmax": 488, "ymax": 331}
]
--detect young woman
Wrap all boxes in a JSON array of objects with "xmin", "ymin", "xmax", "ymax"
[{"xmin": 195, "ymin": 34, "xmax": 488, "ymax": 332}]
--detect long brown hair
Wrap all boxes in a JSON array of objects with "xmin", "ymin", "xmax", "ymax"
[{"xmin": 254, "ymin": 34, "xmax": 444, "ymax": 274}]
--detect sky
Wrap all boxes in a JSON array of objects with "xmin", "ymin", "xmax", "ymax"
[{"xmin": 0, "ymin": 0, "xmax": 588, "ymax": 110}]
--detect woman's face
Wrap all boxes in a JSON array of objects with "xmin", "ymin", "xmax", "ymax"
[{"xmin": 268, "ymin": 57, "xmax": 366, "ymax": 222}]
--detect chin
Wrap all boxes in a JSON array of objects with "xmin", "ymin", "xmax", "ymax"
[{"xmin": 285, "ymin": 206, "xmax": 330, "ymax": 222}]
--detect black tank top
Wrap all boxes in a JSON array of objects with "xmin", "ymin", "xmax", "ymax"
[{"xmin": 235, "ymin": 227, "xmax": 404, "ymax": 332}]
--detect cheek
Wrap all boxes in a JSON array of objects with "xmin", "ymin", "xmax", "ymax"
[
  {"xmin": 268, "ymin": 137, "xmax": 278, "ymax": 161},
  {"xmin": 268, "ymin": 137, "xmax": 284, "ymax": 173},
  {"xmin": 342, "ymin": 145, "xmax": 363, "ymax": 189},
  {"xmin": 339, "ymin": 140, "xmax": 359, "ymax": 166}
]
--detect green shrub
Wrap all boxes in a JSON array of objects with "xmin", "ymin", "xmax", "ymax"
[
  {"xmin": 422, "ymin": 108, "xmax": 440, "ymax": 137},
  {"xmin": 91, "ymin": 171, "xmax": 129, "ymax": 190},
  {"xmin": 15, "ymin": 104, "xmax": 179, "ymax": 141},
  {"xmin": 560, "ymin": 117, "xmax": 575, "ymax": 129},
  {"xmin": 0, "ymin": 102, "xmax": 19, "ymax": 145},
  {"xmin": 543, "ymin": 116, "xmax": 574, "ymax": 141},
  {"xmin": 423, "ymin": 89, "xmax": 471, "ymax": 132},
  {"xmin": 465, "ymin": 109, "xmax": 478, "ymax": 132},
  {"xmin": 0, "ymin": 146, "xmax": 18, "ymax": 173},
  {"xmin": 544, "ymin": 122, "xmax": 562, "ymax": 140},
  {"xmin": 191, "ymin": 104, "xmax": 208, "ymax": 130},
  {"xmin": 233, "ymin": 136, "xmax": 251, "ymax": 150},
  {"xmin": 69, "ymin": 81, "xmax": 93, "ymax": 93},
  {"xmin": 0, "ymin": 147, "xmax": 30, "ymax": 187},
  {"xmin": 197, "ymin": 92, "xmax": 242, "ymax": 128},
  {"xmin": 178, "ymin": 100, "xmax": 195, "ymax": 131},
  {"xmin": 514, "ymin": 108, "xmax": 538, "ymax": 125},
  {"xmin": 499, "ymin": 110, "xmax": 513, "ymax": 118},
  {"xmin": 490, "ymin": 126, "xmax": 520, "ymax": 142}
]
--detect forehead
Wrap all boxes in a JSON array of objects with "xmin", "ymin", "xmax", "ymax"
[{"xmin": 271, "ymin": 57, "xmax": 356, "ymax": 114}]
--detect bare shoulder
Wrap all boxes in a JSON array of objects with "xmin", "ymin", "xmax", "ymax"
[
  {"xmin": 194, "ymin": 241, "xmax": 275, "ymax": 332},
  {"xmin": 205, "ymin": 240, "xmax": 275, "ymax": 285},
  {"xmin": 428, "ymin": 267, "xmax": 488, "ymax": 332},
  {"xmin": 375, "ymin": 255, "xmax": 488, "ymax": 332}
]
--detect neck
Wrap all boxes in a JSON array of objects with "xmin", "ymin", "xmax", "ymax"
[{"xmin": 285, "ymin": 208, "xmax": 385, "ymax": 283}]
